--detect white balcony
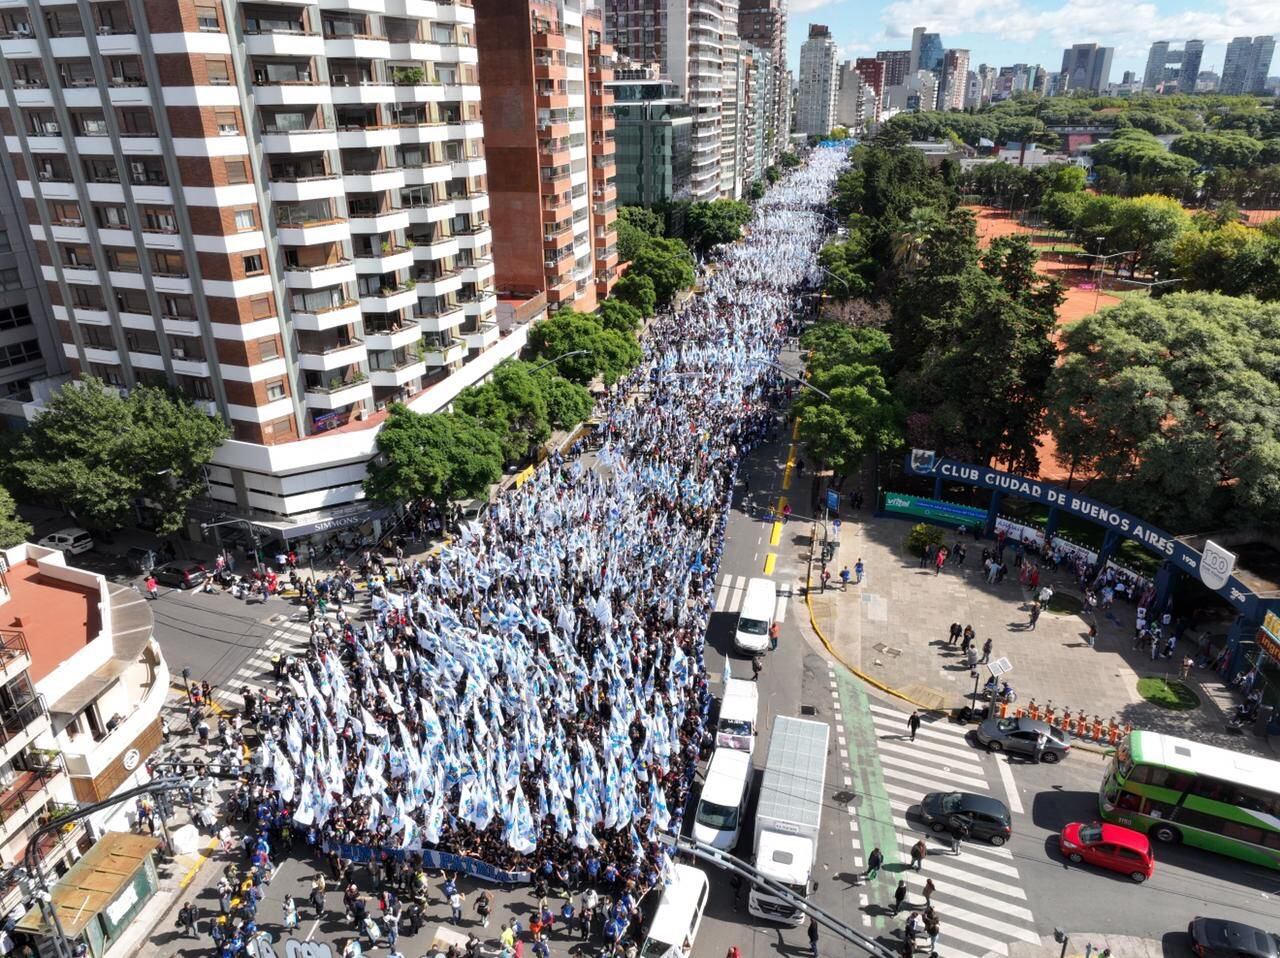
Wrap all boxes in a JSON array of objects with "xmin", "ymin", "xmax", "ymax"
[
  {"xmin": 244, "ymin": 31, "xmax": 325, "ymax": 58},
  {"xmin": 422, "ymin": 337, "xmax": 465, "ymax": 367},
  {"xmin": 368, "ymin": 358, "xmax": 426, "ymax": 387},
  {"xmin": 452, "ymin": 193, "xmax": 489, "ymax": 216},
  {"xmin": 364, "ymin": 322, "xmax": 421, "ymax": 351},
  {"xmin": 454, "ymin": 226, "xmax": 492, "ymax": 249},
  {"xmin": 284, "ymin": 259, "xmax": 357, "ymax": 290},
  {"xmin": 322, "ymin": 36, "xmax": 390, "ymax": 60},
  {"xmin": 460, "ymin": 291, "xmax": 496, "ymax": 314},
  {"xmin": 411, "ymin": 237, "xmax": 458, "ymax": 261},
  {"xmin": 171, "ymin": 356, "xmax": 212, "ymax": 378},
  {"xmin": 268, "ymin": 175, "xmax": 344, "ymax": 202},
  {"xmin": 297, "ymin": 340, "xmax": 368, "ymax": 372},
  {"xmin": 355, "ymin": 247, "xmax": 414, "ymax": 274},
  {"xmin": 415, "ymin": 305, "xmax": 464, "ymax": 334},
  {"xmin": 261, "ymin": 128, "xmax": 339, "ymax": 154},
  {"xmin": 462, "ymin": 321, "xmax": 500, "ymax": 351},
  {"xmin": 343, "ymin": 168, "xmax": 406, "ymax": 193},
  {"xmin": 449, "ymin": 158, "xmax": 486, "ymax": 179},
  {"xmin": 415, "ymin": 271, "xmax": 462, "ymax": 298},
  {"xmin": 253, "ymin": 83, "xmax": 333, "ymax": 107},
  {"xmin": 401, "ymin": 162, "xmax": 452, "ymax": 188},
  {"xmin": 276, "ymin": 219, "xmax": 350, "ymax": 245},
  {"xmin": 348, "ymin": 209, "xmax": 409, "ymax": 234},
  {"xmin": 290, "ymin": 300, "xmax": 362, "ymax": 331},
  {"xmin": 304, "ymin": 378, "xmax": 372, "ymax": 409},
  {"xmin": 359, "ymin": 285, "xmax": 418, "ymax": 313},
  {"xmin": 405, "ymin": 200, "xmax": 456, "ymax": 225},
  {"xmin": 331, "ymin": 82, "xmax": 395, "ymax": 105},
  {"xmin": 460, "ymin": 259, "xmax": 494, "ymax": 283},
  {"xmin": 336, "ymin": 126, "xmax": 401, "ymax": 149},
  {"xmin": 82, "ymin": 345, "xmax": 121, "ymax": 365}
]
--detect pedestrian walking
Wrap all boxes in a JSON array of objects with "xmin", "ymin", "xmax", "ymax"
[
  {"xmin": 145, "ymin": 574, "xmax": 159, "ymax": 599},
  {"xmin": 980, "ymin": 638, "xmax": 993, "ymax": 664},
  {"xmin": 892, "ymin": 880, "xmax": 908, "ymax": 915},
  {"xmin": 907, "ymin": 711, "xmax": 921, "ymax": 742},
  {"xmin": 751, "ymin": 654, "xmax": 763, "ymax": 681},
  {"xmin": 283, "ymin": 895, "xmax": 299, "ymax": 933},
  {"xmin": 840, "ymin": 566, "xmax": 851, "ymax": 590},
  {"xmin": 922, "ymin": 879, "xmax": 935, "ymax": 906},
  {"xmin": 925, "ymin": 914, "xmax": 940, "ymax": 953},
  {"xmin": 951, "ymin": 821, "xmax": 969, "ymax": 853},
  {"xmin": 910, "ymin": 839, "xmax": 927, "ymax": 871},
  {"xmin": 1029, "ymin": 602, "xmax": 1041, "ymax": 630},
  {"xmin": 855, "ymin": 558, "xmax": 864, "ymax": 583},
  {"xmin": 768, "ymin": 621, "xmax": 780, "ymax": 651},
  {"xmin": 821, "ymin": 567, "xmax": 831, "ymax": 591},
  {"xmin": 179, "ymin": 901, "xmax": 199, "ymax": 938},
  {"xmin": 1181, "ymin": 654, "xmax": 1193, "ymax": 680},
  {"xmin": 449, "ymin": 890, "xmax": 465, "ymax": 924},
  {"xmin": 865, "ymin": 846, "xmax": 883, "ymax": 880},
  {"xmin": 808, "ymin": 918, "xmax": 819, "ymax": 958},
  {"xmin": 934, "ymin": 548, "xmax": 948, "ymax": 575},
  {"xmin": 948, "ymin": 623, "xmax": 961, "ymax": 646}
]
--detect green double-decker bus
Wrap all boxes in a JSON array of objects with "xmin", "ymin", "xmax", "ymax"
[{"xmin": 1099, "ymin": 730, "xmax": 1280, "ymax": 870}]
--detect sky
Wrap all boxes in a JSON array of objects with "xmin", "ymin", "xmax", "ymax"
[{"xmin": 783, "ymin": 0, "xmax": 1280, "ymax": 83}]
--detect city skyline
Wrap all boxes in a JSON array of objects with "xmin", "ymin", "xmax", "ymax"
[{"xmin": 785, "ymin": 0, "xmax": 1280, "ymax": 84}]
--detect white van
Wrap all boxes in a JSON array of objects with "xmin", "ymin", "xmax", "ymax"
[
  {"xmin": 639, "ymin": 864, "xmax": 710, "ymax": 958},
  {"xmin": 734, "ymin": 577, "xmax": 776, "ymax": 653},
  {"xmin": 693, "ymin": 747, "xmax": 753, "ymax": 850},
  {"xmin": 716, "ymin": 676, "xmax": 759, "ymax": 756}
]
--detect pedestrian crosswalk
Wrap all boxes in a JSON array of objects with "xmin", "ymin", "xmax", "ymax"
[
  {"xmin": 712, "ymin": 573, "xmax": 789, "ymax": 622},
  {"xmin": 217, "ymin": 612, "xmax": 319, "ymax": 709},
  {"xmin": 863, "ymin": 700, "xmax": 1040, "ymax": 957}
]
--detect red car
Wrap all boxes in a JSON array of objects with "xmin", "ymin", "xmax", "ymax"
[{"xmin": 1059, "ymin": 821, "xmax": 1154, "ymax": 883}]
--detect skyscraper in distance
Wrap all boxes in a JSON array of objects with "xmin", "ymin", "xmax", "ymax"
[
  {"xmin": 876, "ymin": 50, "xmax": 912, "ymax": 89},
  {"xmin": 1222, "ymin": 36, "xmax": 1276, "ymax": 94},
  {"xmin": 797, "ymin": 24, "xmax": 839, "ymax": 136},
  {"xmin": 738, "ymin": 0, "xmax": 788, "ymax": 164},
  {"xmin": 1060, "ymin": 42, "xmax": 1114, "ymax": 93},
  {"xmin": 1143, "ymin": 39, "xmax": 1203, "ymax": 93},
  {"xmin": 939, "ymin": 49, "xmax": 970, "ymax": 110}
]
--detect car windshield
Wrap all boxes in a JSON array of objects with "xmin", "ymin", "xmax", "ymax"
[
  {"xmin": 939, "ymin": 793, "xmax": 964, "ymax": 813},
  {"xmin": 1077, "ymin": 823, "xmax": 1103, "ymax": 844},
  {"xmin": 996, "ymin": 718, "xmax": 1018, "ymax": 732},
  {"xmin": 738, "ymin": 616, "xmax": 768, "ymax": 635},
  {"xmin": 718, "ymin": 719, "xmax": 752, "ymax": 737},
  {"xmin": 696, "ymin": 800, "xmax": 739, "ymax": 830}
]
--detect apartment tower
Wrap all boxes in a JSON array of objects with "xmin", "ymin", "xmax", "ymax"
[
  {"xmin": 1060, "ymin": 42, "xmax": 1114, "ymax": 93},
  {"xmin": 474, "ymin": 1, "xmax": 618, "ymax": 312},
  {"xmin": 0, "ymin": 0, "xmax": 507, "ymax": 527},
  {"xmin": 796, "ymin": 24, "xmax": 837, "ymax": 136},
  {"xmin": 737, "ymin": 0, "xmax": 786, "ymax": 164},
  {"xmin": 1221, "ymin": 36, "xmax": 1275, "ymax": 95}
]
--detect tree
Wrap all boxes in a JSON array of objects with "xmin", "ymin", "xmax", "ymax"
[
  {"xmin": 616, "ymin": 206, "xmax": 664, "ymax": 262},
  {"xmin": 818, "ymin": 235, "xmax": 876, "ymax": 299},
  {"xmin": 906, "ymin": 523, "xmax": 947, "ymax": 557},
  {"xmin": 365, "ymin": 405, "xmax": 503, "ymax": 509},
  {"xmin": 597, "ymin": 298, "xmax": 641, "ymax": 334},
  {"xmin": 747, "ymin": 180, "xmax": 766, "ymax": 201},
  {"xmin": 777, "ymin": 151, "xmax": 801, "ymax": 169},
  {"xmin": 0, "ymin": 486, "xmax": 31, "ymax": 548},
  {"xmin": 9, "ymin": 378, "xmax": 228, "ymax": 533},
  {"xmin": 525, "ymin": 309, "xmax": 641, "ymax": 386},
  {"xmin": 628, "ymin": 237, "xmax": 695, "ymax": 306},
  {"xmin": 1170, "ymin": 131, "xmax": 1263, "ymax": 169},
  {"xmin": 1046, "ymin": 293, "xmax": 1280, "ymax": 529},
  {"xmin": 684, "ymin": 199, "xmax": 751, "ymax": 253},
  {"xmin": 536, "ymin": 373, "xmax": 594, "ymax": 428},
  {"xmin": 613, "ymin": 272, "xmax": 657, "ymax": 316},
  {"xmin": 454, "ymin": 360, "xmax": 550, "ymax": 463}
]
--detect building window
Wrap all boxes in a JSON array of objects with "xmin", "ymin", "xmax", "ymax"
[
  {"xmin": 0, "ymin": 305, "xmax": 31, "ymax": 330},
  {"xmin": 0, "ymin": 269, "xmax": 20, "ymax": 291},
  {"xmin": 250, "ymin": 295, "xmax": 273, "ymax": 319},
  {"xmin": 215, "ymin": 110, "xmax": 239, "ymax": 135},
  {"xmin": 205, "ymin": 58, "xmax": 230, "ymax": 85},
  {"xmin": 0, "ymin": 340, "xmax": 41, "ymax": 369},
  {"xmin": 258, "ymin": 337, "xmax": 280, "ymax": 361},
  {"xmin": 242, "ymin": 254, "xmax": 264, "ymax": 274},
  {"xmin": 225, "ymin": 159, "xmax": 249, "ymax": 184},
  {"xmin": 195, "ymin": 4, "xmax": 219, "ymax": 31},
  {"xmin": 233, "ymin": 208, "xmax": 256, "ymax": 231},
  {"xmin": 0, "ymin": 230, "xmax": 9, "ymax": 253},
  {"xmin": 263, "ymin": 416, "xmax": 295, "ymax": 440},
  {"xmin": 265, "ymin": 379, "xmax": 286, "ymax": 401}
]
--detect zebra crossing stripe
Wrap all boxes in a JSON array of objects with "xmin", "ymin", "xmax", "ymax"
[
  {"xmin": 875, "ymin": 736, "xmax": 988, "ymax": 774},
  {"xmin": 917, "ymin": 899, "xmax": 1042, "ymax": 945},
  {"xmin": 930, "ymin": 921, "xmax": 1014, "ymax": 956},
  {"xmin": 878, "ymin": 754, "xmax": 990, "ymax": 792},
  {"xmin": 901, "ymin": 859, "xmax": 1030, "ymax": 905},
  {"xmin": 870, "ymin": 720, "xmax": 986, "ymax": 764},
  {"xmin": 934, "ymin": 941, "xmax": 1008, "ymax": 958}
]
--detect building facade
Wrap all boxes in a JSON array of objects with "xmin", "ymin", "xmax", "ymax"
[
  {"xmin": 796, "ymin": 24, "xmax": 837, "ymax": 136},
  {"xmin": 719, "ymin": 25, "xmax": 743, "ymax": 198},
  {"xmin": 939, "ymin": 48, "xmax": 969, "ymax": 110},
  {"xmin": 909, "ymin": 27, "xmax": 943, "ymax": 75},
  {"xmin": 608, "ymin": 74, "xmax": 693, "ymax": 206},
  {"xmin": 0, "ymin": 151, "xmax": 58, "ymax": 403},
  {"xmin": 875, "ymin": 50, "xmax": 911, "ymax": 90},
  {"xmin": 1060, "ymin": 42, "xmax": 1113, "ymax": 93},
  {"xmin": 474, "ymin": 1, "xmax": 618, "ymax": 313},
  {"xmin": 0, "ymin": 0, "xmax": 522, "ymax": 533},
  {"xmin": 1142, "ymin": 39, "xmax": 1204, "ymax": 93},
  {"xmin": 1221, "ymin": 36, "xmax": 1275, "ymax": 94},
  {"xmin": 853, "ymin": 58, "xmax": 885, "ymax": 123},
  {"xmin": 736, "ymin": 0, "xmax": 785, "ymax": 165}
]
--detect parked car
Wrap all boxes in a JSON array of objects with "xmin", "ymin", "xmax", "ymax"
[
  {"xmin": 125, "ymin": 547, "xmax": 158, "ymax": 574},
  {"xmin": 976, "ymin": 716, "xmax": 1071, "ymax": 763},
  {"xmin": 1059, "ymin": 821, "xmax": 1154, "ymax": 882},
  {"xmin": 36, "ymin": 528, "xmax": 95, "ymax": 556},
  {"xmin": 1188, "ymin": 918, "xmax": 1280, "ymax": 958},
  {"xmin": 152, "ymin": 560, "xmax": 208, "ymax": 589},
  {"xmin": 919, "ymin": 791, "xmax": 1013, "ymax": 846}
]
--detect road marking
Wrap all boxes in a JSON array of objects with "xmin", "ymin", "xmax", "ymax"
[
  {"xmin": 305, "ymin": 919, "xmax": 320, "ymax": 942},
  {"xmin": 995, "ymin": 753, "xmax": 1024, "ymax": 815},
  {"xmin": 878, "ymin": 754, "xmax": 990, "ymax": 792},
  {"xmin": 900, "ymin": 858, "xmax": 1030, "ymax": 904},
  {"xmin": 876, "ymin": 735, "xmax": 988, "ymax": 772},
  {"xmin": 762, "ymin": 553, "xmax": 776, "ymax": 575},
  {"xmin": 769, "ymin": 520, "xmax": 783, "ymax": 546},
  {"xmin": 774, "ymin": 594, "xmax": 789, "ymax": 623}
]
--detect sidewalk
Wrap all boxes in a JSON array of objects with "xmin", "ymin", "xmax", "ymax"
[
  {"xmin": 803, "ymin": 512, "xmax": 1276, "ymax": 758},
  {"xmin": 1005, "ymin": 933, "xmax": 1165, "ymax": 958}
]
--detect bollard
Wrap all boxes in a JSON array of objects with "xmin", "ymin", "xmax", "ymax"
[
  {"xmin": 1028, "ymin": 699, "xmax": 1039, "ymax": 721},
  {"xmin": 1091, "ymin": 715, "xmax": 1104, "ymax": 741},
  {"xmin": 1107, "ymin": 720, "xmax": 1120, "ymax": 746},
  {"xmin": 999, "ymin": 699, "xmax": 1009, "ymax": 719},
  {"xmin": 1015, "ymin": 704, "xmax": 1026, "ymax": 719}
]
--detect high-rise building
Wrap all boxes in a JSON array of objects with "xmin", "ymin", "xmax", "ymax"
[
  {"xmin": 939, "ymin": 49, "xmax": 970, "ymax": 110},
  {"xmin": 876, "ymin": 50, "xmax": 912, "ymax": 90},
  {"xmin": 797, "ymin": 24, "xmax": 839, "ymax": 136},
  {"xmin": 474, "ymin": 2, "xmax": 618, "ymax": 314},
  {"xmin": 909, "ymin": 28, "xmax": 944, "ymax": 75},
  {"xmin": 602, "ymin": 0, "xmax": 738, "ymax": 201},
  {"xmin": 1142, "ymin": 39, "xmax": 1204, "ymax": 93},
  {"xmin": 1060, "ymin": 42, "xmax": 1114, "ymax": 93},
  {"xmin": 1221, "ymin": 36, "xmax": 1276, "ymax": 94},
  {"xmin": 854, "ymin": 59, "xmax": 886, "ymax": 123},
  {"xmin": 738, "ymin": 0, "xmax": 787, "ymax": 164},
  {"xmin": 741, "ymin": 45, "xmax": 775, "ymax": 186},
  {"xmin": 0, "ymin": 0, "xmax": 512, "ymax": 531},
  {"xmin": 608, "ymin": 73, "xmax": 694, "ymax": 206},
  {"xmin": 720, "ymin": 19, "xmax": 744, "ymax": 198}
]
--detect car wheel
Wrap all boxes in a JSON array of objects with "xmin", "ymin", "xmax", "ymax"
[
  {"xmin": 989, "ymin": 834, "xmax": 1007, "ymax": 847},
  {"xmin": 1041, "ymin": 751, "xmax": 1060, "ymax": 764},
  {"xmin": 1130, "ymin": 872, "xmax": 1147, "ymax": 884},
  {"xmin": 1152, "ymin": 824, "xmax": 1181, "ymax": 845},
  {"xmin": 987, "ymin": 741, "xmax": 1004, "ymax": 752},
  {"xmin": 930, "ymin": 822, "xmax": 946, "ymax": 834},
  {"xmin": 1067, "ymin": 852, "xmax": 1083, "ymax": 864}
]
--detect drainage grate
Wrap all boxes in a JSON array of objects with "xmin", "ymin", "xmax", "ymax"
[{"xmin": 800, "ymin": 704, "xmax": 818, "ymax": 716}]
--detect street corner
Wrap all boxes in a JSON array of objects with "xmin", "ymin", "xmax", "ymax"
[{"xmin": 1006, "ymin": 933, "xmax": 1168, "ymax": 958}]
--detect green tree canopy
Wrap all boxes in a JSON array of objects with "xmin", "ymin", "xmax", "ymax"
[
  {"xmin": 0, "ymin": 485, "xmax": 31, "ymax": 548},
  {"xmin": 616, "ymin": 205, "xmax": 664, "ymax": 262},
  {"xmin": 454, "ymin": 360, "xmax": 551, "ymax": 462},
  {"xmin": 1046, "ymin": 293, "xmax": 1280, "ymax": 529},
  {"xmin": 597, "ymin": 298, "xmax": 641, "ymax": 334},
  {"xmin": 525, "ymin": 309, "xmax": 641, "ymax": 386},
  {"xmin": 9, "ymin": 378, "xmax": 228, "ymax": 533},
  {"xmin": 536, "ymin": 372, "xmax": 594, "ymax": 428},
  {"xmin": 628, "ymin": 237, "xmax": 695, "ymax": 306},
  {"xmin": 365, "ymin": 406, "xmax": 503, "ymax": 509},
  {"xmin": 1170, "ymin": 131, "xmax": 1263, "ymax": 169},
  {"xmin": 684, "ymin": 199, "xmax": 752, "ymax": 253},
  {"xmin": 613, "ymin": 272, "xmax": 657, "ymax": 316}
]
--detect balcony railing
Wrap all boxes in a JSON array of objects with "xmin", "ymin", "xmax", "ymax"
[
  {"xmin": 0, "ymin": 630, "xmax": 30, "ymax": 669},
  {"xmin": 1, "ymin": 695, "xmax": 48, "ymax": 748},
  {"xmin": 0, "ymin": 764, "xmax": 62, "ymax": 831}
]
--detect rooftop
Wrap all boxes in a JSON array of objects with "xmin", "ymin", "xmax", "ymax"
[{"xmin": 1, "ymin": 559, "xmax": 99, "ymax": 684}]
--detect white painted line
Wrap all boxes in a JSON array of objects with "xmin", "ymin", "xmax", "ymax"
[
  {"xmin": 775, "ymin": 594, "xmax": 789, "ymax": 624},
  {"xmin": 995, "ymin": 753, "xmax": 1024, "ymax": 815},
  {"xmin": 902, "ymin": 861, "xmax": 1030, "ymax": 905},
  {"xmin": 869, "ymin": 703, "xmax": 973, "ymax": 739},
  {"xmin": 877, "ymin": 736, "xmax": 988, "ymax": 773},
  {"xmin": 933, "ymin": 925, "xmax": 1012, "ymax": 957},
  {"xmin": 923, "ymin": 901, "xmax": 1042, "ymax": 944},
  {"xmin": 305, "ymin": 920, "xmax": 320, "ymax": 942},
  {"xmin": 715, "ymin": 581, "xmax": 730, "ymax": 611},
  {"xmin": 878, "ymin": 756, "xmax": 990, "ymax": 792},
  {"xmin": 838, "ymin": 735, "xmax": 847, "ymax": 747},
  {"xmin": 839, "ymin": 748, "xmax": 848, "ymax": 760},
  {"xmin": 935, "ymin": 942, "xmax": 1003, "ymax": 958},
  {"xmin": 843, "ymin": 775, "xmax": 852, "ymax": 786}
]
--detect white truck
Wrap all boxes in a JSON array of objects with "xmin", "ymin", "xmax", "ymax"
[{"xmin": 747, "ymin": 715, "xmax": 830, "ymax": 924}]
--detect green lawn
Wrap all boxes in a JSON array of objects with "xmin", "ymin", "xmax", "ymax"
[{"xmin": 1136, "ymin": 677, "xmax": 1200, "ymax": 711}]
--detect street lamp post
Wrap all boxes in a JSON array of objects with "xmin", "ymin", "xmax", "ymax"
[
  {"xmin": 528, "ymin": 349, "xmax": 591, "ymax": 375},
  {"xmin": 752, "ymin": 361, "xmax": 834, "ymax": 401},
  {"xmin": 817, "ymin": 265, "xmax": 850, "ymax": 295}
]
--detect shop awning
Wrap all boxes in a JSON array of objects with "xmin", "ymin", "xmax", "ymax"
[
  {"xmin": 251, "ymin": 505, "xmax": 392, "ymax": 542},
  {"xmin": 16, "ymin": 832, "xmax": 161, "ymax": 939}
]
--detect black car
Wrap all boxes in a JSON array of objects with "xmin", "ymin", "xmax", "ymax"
[
  {"xmin": 1188, "ymin": 918, "xmax": 1279, "ymax": 958},
  {"xmin": 152, "ymin": 560, "xmax": 208, "ymax": 589},
  {"xmin": 919, "ymin": 791, "xmax": 1013, "ymax": 846}
]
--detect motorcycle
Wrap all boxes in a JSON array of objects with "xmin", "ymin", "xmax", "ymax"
[{"xmin": 981, "ymin": 679, "xmax": 1017, "ymax": 703}]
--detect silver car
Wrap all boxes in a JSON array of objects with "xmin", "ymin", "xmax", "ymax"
[{"xmin": 975, "ymin": 716, "xmax": 1071, "ymax": 762}]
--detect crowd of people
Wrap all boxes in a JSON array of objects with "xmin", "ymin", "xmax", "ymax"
[{"xmin": 194, "ymin": 148, "xmax": 848, "ymax": 958}]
